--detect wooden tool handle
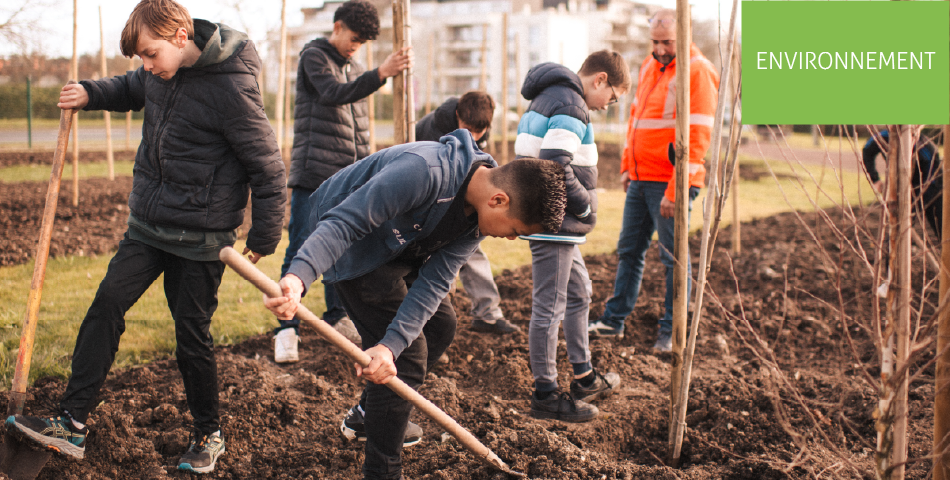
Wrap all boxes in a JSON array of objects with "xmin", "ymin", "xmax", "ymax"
[
  {"xmin": 8, "ymin": 87, "xmax": 77, "ymax": 416},
  {"xmin": 219, "ymin": 247, "xmax": 521, "ymax": 475}
]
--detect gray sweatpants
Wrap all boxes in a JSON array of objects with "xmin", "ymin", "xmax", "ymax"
[
  {"xmin": 527, "ymin": 240, "xmax": 592, "ymax": 387},
  {"xmin": 458, "ymin": 245, "xmax": 504, "ymax": 322}
]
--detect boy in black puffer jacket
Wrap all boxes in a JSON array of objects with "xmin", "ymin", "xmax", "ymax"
[
  {"xmin": 6, "ymin": 0, "xmax": 285, "ymax": 474},
  {"xmin": 277, "ymin": 0, "xmax": 413, "ymax": 363}
]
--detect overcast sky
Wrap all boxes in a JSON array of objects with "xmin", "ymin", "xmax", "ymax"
[{"xmin": 3, "ymin": 0, "xmax": 736, "ymax": 58}]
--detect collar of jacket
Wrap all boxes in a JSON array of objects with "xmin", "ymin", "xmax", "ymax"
[
  {"xmin": 191, "ymin": 19, "xmax": 249, "ymax": 69},
  {"xmin": 311, "ymin": 37, "xmax": 350, "ymax": 68}
]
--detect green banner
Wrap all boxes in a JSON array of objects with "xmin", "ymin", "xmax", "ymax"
[{"xmin": 742, "ymin": 1, "xmax": 949, "ymax": 124}]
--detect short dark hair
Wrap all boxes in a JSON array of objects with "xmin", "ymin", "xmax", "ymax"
[
  {"xmin": 490, "ymin": 159, "xmax": 566, "ymax": 232},
  {"xmin": 333, "ymin": 0, "xmax": 380, "ymax": 41},
  {"xmin": 578, "ymin": 50, "xmax": 632, "ymax": 91},
  {"xmin": 456, "ymin": 91, "xmax": 495, "ymax": 132},
  {"xmin": 121, "ymin": 0, "xmax": 193, "ymax": 57}
]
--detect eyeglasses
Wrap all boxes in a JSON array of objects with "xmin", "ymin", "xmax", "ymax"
[{"xmin": 607, "ymin": 82, "xmax": 619, "ymax": 106}]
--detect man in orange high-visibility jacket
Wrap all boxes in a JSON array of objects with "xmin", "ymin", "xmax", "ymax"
[{"xmin": 588, "ymin": 8, "xmax": 719, "ymax": 351}]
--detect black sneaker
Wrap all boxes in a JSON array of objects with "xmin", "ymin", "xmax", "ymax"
[
  {"xmin": 471, "ymin": 318, "xmax": 521, "ymax": 334},
  {"xmin": 177, "ymin": 431, "xmax": 226, "ymax": 474},
  {"xmin": 340, "ymin": 405, "xmax": 423, "ymax": 447},
  {"xmin": 570, "ymin": 369, "xmax": 622, "ymax": 403},
  {"xmin": 5, "ymin": 414, "xmax": 86, "ymax": 459},
  {"xmin": 529, "ymin": 391, "xmax": 599, "ymax": 423}
]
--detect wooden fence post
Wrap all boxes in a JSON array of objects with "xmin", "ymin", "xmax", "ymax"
[
  {"xmin": 100, "ymin": 6, "xmax": 114, "ymax": 181},
  {"xmin": 668, "ymin": 0, "xmax": 691, "ymax": 442},
  {"xmin": 500, "ymin": 13, "xmax": 509, "ymax": 164}
]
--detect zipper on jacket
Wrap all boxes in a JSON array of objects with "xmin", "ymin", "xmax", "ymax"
[
  {"xmin": 346, "ymin": 62, "xmax": 359, "ymax": 161},
  {"xmin": 149, "ymin": 75, "xmax": 185, "ymax": 221},
  {"xmin": 630, "ymin": 68, "xmax": 666, "ymax": 183}
]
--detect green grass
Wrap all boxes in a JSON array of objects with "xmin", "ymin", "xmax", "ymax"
[
  {"xmin": 0, "ymin": 161, "xmax": 135, "ymax": 183},
  {"xmin": 0, "ymin": 153, "xmax": 878, "ymax": 388}
]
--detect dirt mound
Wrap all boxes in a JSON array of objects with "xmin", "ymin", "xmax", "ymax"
[{"xmin": 1, "ymin": 204, "xmax": 936, "ymax": 479}]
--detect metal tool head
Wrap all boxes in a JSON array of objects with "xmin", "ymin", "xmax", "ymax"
[{"xmin": 482, "ymin": 450, "xmax": 525, "ymax": 477}]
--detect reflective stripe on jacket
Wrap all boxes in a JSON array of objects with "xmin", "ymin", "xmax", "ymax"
[{"xmin": 622, "ymin": 43, "xmax": 719, "ymax": 202}]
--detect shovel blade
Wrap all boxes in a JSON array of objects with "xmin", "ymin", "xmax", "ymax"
[{"xmin": 0, "ymin": 429, "xmax": 52, "ymax": 480}]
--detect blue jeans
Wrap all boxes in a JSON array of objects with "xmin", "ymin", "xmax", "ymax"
[
  {"xmin": 599, "ymin": 181, "xmax": 699, "ymax": 334},
  {"xmin": 278, "ymin": 187, "xmax": 347, "ymax": 332}
]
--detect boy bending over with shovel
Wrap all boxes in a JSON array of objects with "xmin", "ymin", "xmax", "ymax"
[
  {"xmin": 265, "ymin": 131, "xmax": 566, "ymax": 480},
  {"xmin": 7, "ymin": 0, "xmax": 286, "ymax": 474}
]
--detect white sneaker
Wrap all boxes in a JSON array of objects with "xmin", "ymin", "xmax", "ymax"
[
  {"xmin": 274, "ymin": 328, "xmax": 299, "ymax": 363},
  {"xmin": 333, "ymin": 316, "xmax": 362, "ymax": 345},
  {"xmin": 876, "ymin": 281, "xmax": 889, "ymax": 299}
]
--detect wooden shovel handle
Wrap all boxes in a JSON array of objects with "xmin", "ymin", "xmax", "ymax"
[
  {"xmin": 8, "ymin": 90, "xmax": 76, "ymax": 416},
  {"xmin": 219, "ymin": 247, "xmax": 521, "ymax": 475}
]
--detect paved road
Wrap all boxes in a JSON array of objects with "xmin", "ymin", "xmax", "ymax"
[{"xmin": 738, "ymin": 141, "xmax": 864, "ymax": 172}]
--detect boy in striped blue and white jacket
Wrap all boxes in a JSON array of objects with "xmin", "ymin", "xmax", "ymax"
[{"xmin": 515, "ymin": 50, "xmax": 632, "ymax": 423}]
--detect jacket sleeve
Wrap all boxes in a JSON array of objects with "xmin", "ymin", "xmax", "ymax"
[
  {"xmin": 302, "ymin": 48, "xmax": 385, "ymax": 106},
  {"xmin": 863, "ymin": 134, "xmax": 886, "ymax": 183},
  {"xmin": 378, "ymin": 235, "xmax": 480, "ymax": 358},
  {"xmin": 664, "ymin": 60, "xmax": 719, "ymax": 202},
  {"xmin": 538, "ymin": 112, "xmax": 591, "ymax": 219},
  {"xmin": 222, "ymin": 86, "xmax": 287, "ymax": 255},
  {"xmin": 80, "ymin": 67, "xmax": 147, "ymax": 113},
  {"xmin": 286, "ymin": 155, "xmax": 433, "ymax": 291}
]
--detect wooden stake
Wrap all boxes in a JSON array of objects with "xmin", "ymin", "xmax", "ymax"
[
  {"xmin": 404, "ymin": 0, "xmax": 415, "ymax": 143},
  {"xmin": 100, "ymin": 6, "xmax": 114, "ymax": 181},
  {"xmin": 126, "ymin": 57, "xmax": 134, "ymax": 151},
  {"xmin": 275, "ymin": 0, "xmax": 288, "ymax": 161},
  {"xmin": 728, "ymin": 41, "xmax": 742, "ymax": 255},
  {"xmin": 392, "ymin": 0, "xmax": 406, "ymax": 144},
  {"xmin": 71, "ymin": 0, "xmax": 79, "ymax": 207},
  {"xmin": 877, "ymin": 125, "xmax": 913, "ymax": 480},
  {"xmin": 668, "ymin": 0, "xmax": 691, "ymax": 445},
  {"xmin": 500, "ymin": 13, "xmax": 509, "ymax": 164},
  {"xmin": 283, "ymin": 56, "xmax": 293, "ymax": 161},
  {"xmin": 936, "ymin": 120, "xmax": 950, "ymax": 480},
  {"xmin": 366, "ymin": 41, "xmax": 376, "ymax": 153},
  {"xmin": 425, "ymin": 32, "xmax": 434, "ymax": 116},
  {"xmin": 8, "ymin": 101, "xmax": 75, "ymax": 417},
  {"xmin": 669, "ymin": 0, "xmax": 738, "ymax": 466},
  {"xmin": 479, "ymin": 23, "xmax": 488, "ymax": 92},
  {"xmin": 515, "ymin": 31, "xmax": 523, "ymax": 118}
]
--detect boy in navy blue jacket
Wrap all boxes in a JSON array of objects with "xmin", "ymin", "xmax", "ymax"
[
  {"xmin": 7, "ymin": 0, "xmax": 285, "ymax": 474},
  {"xmin": 265, "ymin": 131, "xmax": 566, "ymax": 479}
]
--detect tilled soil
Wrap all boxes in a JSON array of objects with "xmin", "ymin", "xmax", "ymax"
[{"xmin": 0, "ymin": 150, "xmax": 937, "ymax": 479}]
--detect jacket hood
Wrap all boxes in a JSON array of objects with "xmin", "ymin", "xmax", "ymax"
[
  {"xmin": 192, "ymin": 20, "xmax": 250, "ymax": 69},
  {"xmin": 303, "ymin": 38, "xmax": 349, "ymax": 67},
  {"xmin": 521, "ymin": 62, "xmax": 584, "ymax": 101},
  {"xmin": 431, "ymin": 97, "xmax": 460, "ymax": 134}
]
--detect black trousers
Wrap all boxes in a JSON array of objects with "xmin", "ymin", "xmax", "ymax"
[
  {"xmin": 335, "ymin": 259, "xmax": 457, "ymax": 480},
  {"xmin": 60, "ymin": 234, "xmax": 225, "ymax": 435}
]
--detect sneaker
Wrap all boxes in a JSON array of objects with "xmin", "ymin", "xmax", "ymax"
[
  {"xmin": 340, "ymin": 405, "xmax": 423, "ymax": 447},
  {"xmin": 588, "ymin": 320, "xmax": 624, "ymax": 339},
  {"xmin": 274, "ymin": 328, "xmax": 299, "ymax": 363},
  {"xmin": 178, "ymin": 431, "xmax": 226, "ymax": 474},
  {"xmin": 5, "ymin": 414, "xmax": 86, "ymax": 459},
  {"xmin": 529, "ymin": 390, "xmax": 599, "ymax": 423},
  {"xmin": 471, "ymin": 318, "xmax": 521, "ymax": 334},
  {"xmin": 570, "ymin": 369, "xmax": 622, "ymax": 403},
  {"xmin": 333, "ymin": 316, "xmax": 362, "ymax": 345},
  {"xmin": 877, "ymin": 281, "xmax": 889, "ymax": 299},
  {"xmin": 653, "ymin": 330, "xmax": 673, "ymax": 352}
]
